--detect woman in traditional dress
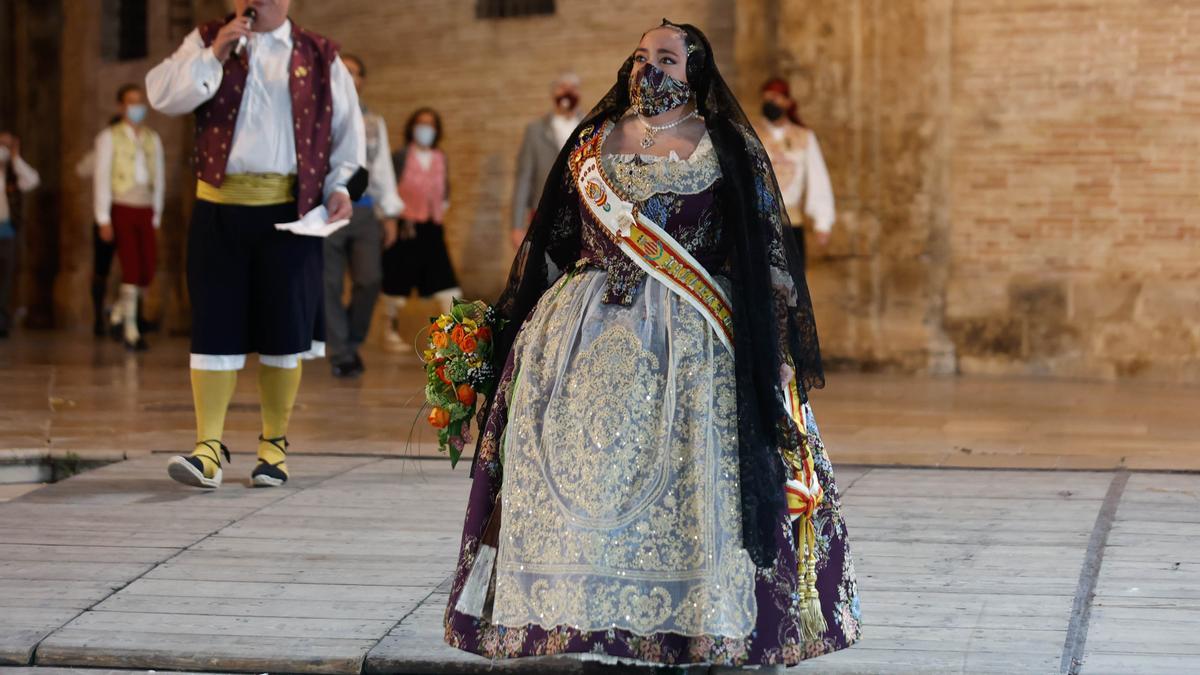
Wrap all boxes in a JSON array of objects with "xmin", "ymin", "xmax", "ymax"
[{"xmin": 444, "ymin": 21, "xmax": 861, "ymax": 670}]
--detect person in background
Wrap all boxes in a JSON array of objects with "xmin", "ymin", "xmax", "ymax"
[
  {"xmin": 0, "ymin": 132, "xmax": 40, "ymax": 338},
  {"xmin": 324, "ymin": 54, "xmax": 402, "ymax": 378},
  {"xmin": 93, "ymin": 83, "xmax": 165, "ymax": 351},
  {"xmin": 759, "ymin": 77, "xmax": 835, "ymax": 271},
  {"xmin": 382, "ymin": 107, "xmax": 459, "ymax": 351},
  {"xmin": 77, "ymin": 115, "xmax": 121, "ymax": 337},
  {"xmin": 510, "ymin": 72, "xmax": 582, "ymax": 250}
]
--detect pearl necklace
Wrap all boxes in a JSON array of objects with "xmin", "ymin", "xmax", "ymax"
[{"xmin": 637, "ymin": 109, "xmax": 698, "ymax": 149}]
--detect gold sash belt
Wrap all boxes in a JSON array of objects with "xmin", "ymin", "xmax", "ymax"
[{"xmin": 196, "ymin": 173, "xmax": 296, "ymax": 206}]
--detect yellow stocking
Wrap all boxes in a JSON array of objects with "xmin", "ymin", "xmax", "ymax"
[
  {"xmin": 190, "ymin": 369, "xmax": 238, "ymax": 478},
  {"xmin": 257, "ymin": 362, "xmax": 301, "ymax": 475}
]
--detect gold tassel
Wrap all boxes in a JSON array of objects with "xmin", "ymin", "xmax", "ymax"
[
  {"xmin": 798, "ymin": 513, "xmax": 827, "ymax": 642},
  {"xmin": 782, "ymin": 373, "xmax": 827, "ymax": 642}
]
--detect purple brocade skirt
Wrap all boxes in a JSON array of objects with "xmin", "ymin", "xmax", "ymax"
[{"xmin": 443, "ymin": 270, "xmax": 862, "ymax": 666}]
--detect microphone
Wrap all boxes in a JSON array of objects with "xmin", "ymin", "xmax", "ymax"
[{"xmin": 233, "ymin": 7, "xmax": 257, "ymax": 57}]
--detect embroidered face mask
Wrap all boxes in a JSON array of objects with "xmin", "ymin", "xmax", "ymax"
[{"xmin": 629, "ymin": 63, "xmax": 692, "ymax": 117}]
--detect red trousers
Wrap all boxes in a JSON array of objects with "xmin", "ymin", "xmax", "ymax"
[{"xmin": 111, "ymin": 203, "xmax": 157, "ymax": 286}]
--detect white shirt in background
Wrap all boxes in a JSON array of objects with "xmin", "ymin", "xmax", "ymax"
[
  {"xmin": 0, "ymin": 156, "xmax": 40, "ymax": 223},
  {"xmin": 550, "ymin": 113, "xmax": 580, "ymax": 148},
  {"xmin": 768, "ymin": 125, "xmax": 836, "ymax": 233}
]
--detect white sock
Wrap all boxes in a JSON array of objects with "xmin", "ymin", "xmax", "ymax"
[
  {"xmin": 431, "ymin": 287, "xmax": 461, "ymax": 316},
  {"xmin": 120, "ymin": 284, "xmax": 139, "ymax": 342},
  {"xmin": 383, "ymin": 294, "xmax": 407, "ymax": 322}
]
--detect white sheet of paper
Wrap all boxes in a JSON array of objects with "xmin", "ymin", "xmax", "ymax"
[{"xmin": 274, "ymin": 206, "xmax": 350, "ymax": 238}]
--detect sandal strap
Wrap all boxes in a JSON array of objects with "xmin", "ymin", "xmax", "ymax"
[
  {"xmin": 194, "ymin": 439, "xmax": 231, "ymax": 466},
  {"xmin": 257, "ymin": 435, "xmax": 288, "ymax": 468}
]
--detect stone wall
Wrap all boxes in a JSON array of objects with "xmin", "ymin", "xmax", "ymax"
[
  {"xmin": 290, "ymin": 0, "xmax": 735, "ymax": 303},
  {"xmin": 7, "ymin": 0, "xmax": 1199, "ymax": 382},
  {"xmin": 739, "ymin": 0, "xmax": 1200, "ymax": 382},
  {"xmin": 944, "ymin": 0, "xmax": 1200, "ymax": 381}
]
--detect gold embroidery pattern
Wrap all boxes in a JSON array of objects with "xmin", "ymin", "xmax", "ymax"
[{"xmin": 493, "ymin": 270, "xmax": 756, "ymax": 637}]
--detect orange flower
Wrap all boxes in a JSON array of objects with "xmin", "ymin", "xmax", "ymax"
[
  {"xmin": 451, "ymin": 325, "xmax": 468, "ymax": 348},
  {"xmin": 435, "ymin": 365, "xmax": 451, "ymax": 385},
  {"xmin": 459, "ymin": 335, "xmax": 478, "ymax": 353},
  {"xmin": 456, "ymin": 383, "xmax": 477, "ymax": 406},
  {"xmin": 431, "ymin": 331, "xmax": 449, "ymax": 349},
  {"xmin": 428, "ymin": 407, "xmax": 450, "ymax": 428}
]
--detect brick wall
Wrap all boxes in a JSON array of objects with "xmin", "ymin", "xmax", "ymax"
[
  {"xmin": 746, "ymin": 0, "xmax": 1199, "ymax": 382},
  {"xmin": 291, "ymin": 0, "xmax": 735, "ymax": 303},
  {"xmin": 945, "ymin": 0, "xmax": 1200, "ymax": 381},
  {"xmin": 20, "ymin": 0, "xmax": 1200, "ymax": 382}
]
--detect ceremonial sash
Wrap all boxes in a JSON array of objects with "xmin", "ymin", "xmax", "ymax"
[{"xmin": 573, "ymin": 151, "xmax": 735, "ymax": 354}]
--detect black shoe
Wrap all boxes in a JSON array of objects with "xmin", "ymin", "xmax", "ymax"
[
  {"xmin": 352, "ymin": 352, "xmax": 365, "ymax": 372},
  {"xmin": 167, "ymin": 440, "xmax": 231, "ymax": 489},
  {"xmin": 251, "ymin": 436, "xmax": 289, "ymax": 487},
  {"xmin": 124, "ymin": 336, "xmax": 149, "ymax": 352},
  {"xmin": 331, "ymin": 359, "xmax": 361, "ymax": 378}
]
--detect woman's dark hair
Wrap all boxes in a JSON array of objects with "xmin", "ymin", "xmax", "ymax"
[
  {"xmin": 115, "ymin": 83, "xmax": 141, "ymax": 104},
  {"xmin": 342, "ymin": 53, "xmax": 366, "ymax": 78},
  {"xmin": 404, "ymin": 107, "xmax": 443, "ymax": 148}
]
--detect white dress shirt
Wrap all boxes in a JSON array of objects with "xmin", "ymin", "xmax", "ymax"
[
  {"xmin": 145, "ymin": 19, "xmax": 364, "ymax": 201},
  {"xmin": 0, "ymin": 156, "xmax": 40, "ymax": 223},
  {"xmin": 363, "ymin": 111, "xmax": 403, "ymax": 218},
  {"xmin": 768, "ymin": 125, "xmax": 836, "ymax": 233},
  {"xmin": 93, "ymin": 123, "xmax": 166, "ymax": 227},
  {"xmin": 550, "ymin": 112, "xmax": 580, "ymax": 148}
]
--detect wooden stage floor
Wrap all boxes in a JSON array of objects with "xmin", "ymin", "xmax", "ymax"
[
  {"xmin": 0, "ymin": 331, "xmax": 1198, "ymax": 673},
  {"xmin": 0, "ymin": 332, "xmax": 1196, "ymax": 471}
]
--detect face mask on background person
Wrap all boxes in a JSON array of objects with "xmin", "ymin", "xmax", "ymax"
[
  {"xmin": 413, "ymin": 124, "xmax": 437, "ymax": 148},
  {"xmin": 126, "ymin": 104, "xmax": 148, "ymax": 124},
  {"xmin": 556, "ymin": 92, "xmax": 580, "ymax": 113},
  {"xmin": 762, "ymin": 102, "xmax": 785, "ymax": 122}
]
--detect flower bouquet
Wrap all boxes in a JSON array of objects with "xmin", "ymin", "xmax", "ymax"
[{"xmin": 422, "ymin": 299, "xmax": 505, "ymax": 467}]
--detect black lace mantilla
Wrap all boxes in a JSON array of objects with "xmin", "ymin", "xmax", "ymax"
[{"xmin": 474, "ymin": 20, "xmax": 825, "ymax": 570}]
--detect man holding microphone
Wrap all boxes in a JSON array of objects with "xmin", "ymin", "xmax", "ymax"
[{"xmin": 146, "ymin": 0, "xmax": 364, "ymax": 488}]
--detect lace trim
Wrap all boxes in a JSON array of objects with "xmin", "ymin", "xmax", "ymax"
[{"xmin": 601, "ymin": 133, "xmax": 721, "ymax": 202}]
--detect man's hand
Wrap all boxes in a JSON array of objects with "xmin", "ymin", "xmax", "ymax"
[
  {"xmin": 510, "ymin": 228, "xmax": 527, "ymax": 250},
  {"xmin": 814, "ymin": 230, "xmax": 832, "ymax": 248},
  {"xmin": 211, "ymin": 15, "xmax": 253, "ymax": 63},
  {"xmin": 325, "ymin": 191, "xmax": 352, "ymax": 224},
  {"xmin": 382, "ymin": 218, "xmax": 398, "ymax": 249},
  {"xmin": 98, "ymin": 223, "xmax": 115, "ymax": 243},
  {"xmin": 399, "ymin": 220, "xmax": 417, "ymax": 241}
]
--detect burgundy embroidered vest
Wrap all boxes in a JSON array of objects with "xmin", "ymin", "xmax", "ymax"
[{"xmin": 194, "ymin": 19, "xmax": 339, "ymax": 213}]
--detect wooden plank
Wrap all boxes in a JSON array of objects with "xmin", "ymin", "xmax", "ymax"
[
  {"xmin": 93, "ymin": 594, "xmax": 416, "ymax": 621},
  {"xmin": 116, "ymin": 577, "xmax": 428, "ymax": 603},
  {"xmin": 0, "ymin": 543, "xmax": 173, "ymax": 564},
  {"xmin": 59, "ymin": 610, "xmax": 396, "ymax": 641},
  {"xmin": 0, "ymin": 561, "xmax": 155, "ymax": 583},
  {"xmin": 35, "ymin": 630, "xmax": 374, "ymax": 674},
  {"xmin": 144, "ymin": 560, "xmax": 451, "ymax": 587},
  {"xmin": 0, "ymin": 629, "xmax": 47, "ymax": 666}
]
